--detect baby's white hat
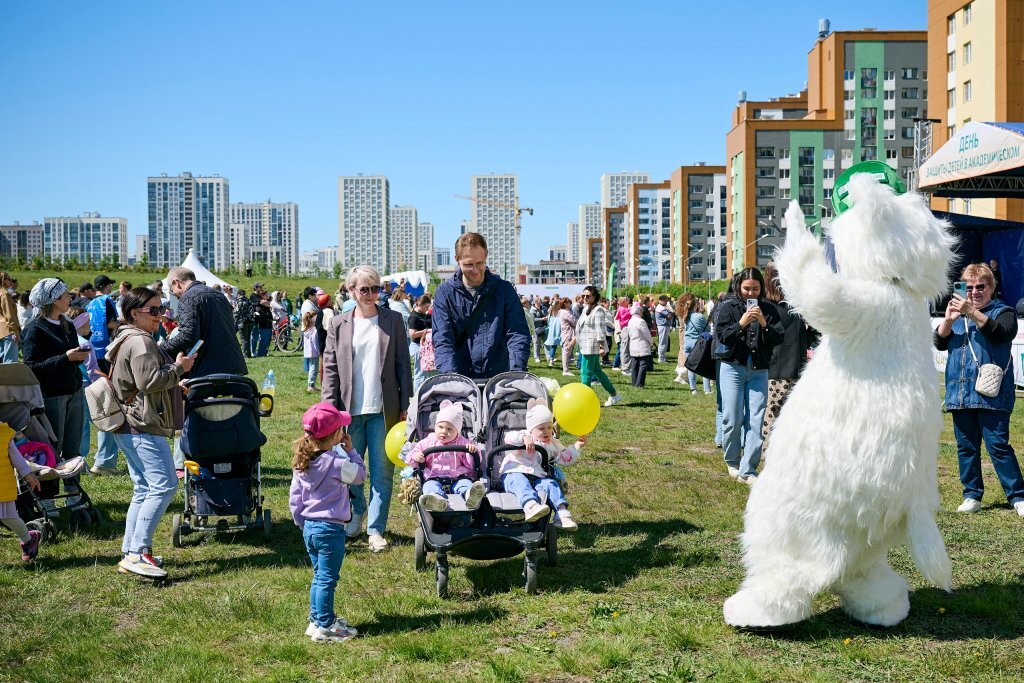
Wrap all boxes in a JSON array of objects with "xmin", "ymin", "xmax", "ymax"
[
  {"xmin": 436, "ymin": 400, "xmax": 463, "ymax": 433},
  {"xmin": 525, "ymin": 398, "xmax": 553, "ymax": 433}
]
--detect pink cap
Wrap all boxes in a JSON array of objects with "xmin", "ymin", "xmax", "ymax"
[{"xmin": 302, "ymin": 402, "xmax": 351, "ymax": 439}]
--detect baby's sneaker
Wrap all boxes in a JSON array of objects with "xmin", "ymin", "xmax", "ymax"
[
  {"xmin": 464, "ymin": 481, "xmax": 486, "ymax": 510},
  {"xmin": 419, "ymin": 493, "xmax": 449, "ymax": 512},
  {"xmin": 20, "ymin": 529, "xmax": 41, "ymax": 562},
  {"xmin": 522, "ymin": 500, "xmax": 550, "ymax": 523},
  {"xmin": 553, "ymin": 508, "xmax": 578, "ymax": 531}
]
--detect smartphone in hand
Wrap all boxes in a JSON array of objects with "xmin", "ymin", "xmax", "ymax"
[
  {"xmin": 187, "ymin": 339, "xmax": 204, "ymax": 356},
  {"xmin": 953, "ymin": 281, "xmax": 967, "ymax": 299},
  {"xmin": 746, "ymin": 299, "xmax": 758, "ymax": 310}
]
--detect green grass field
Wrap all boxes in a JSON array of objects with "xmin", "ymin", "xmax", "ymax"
[{"xmin": 2, "ymin": 335, "xmax": 1023, "ymax": 683}]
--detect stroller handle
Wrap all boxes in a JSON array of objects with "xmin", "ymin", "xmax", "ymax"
[
  {"xmin": 485, "ymin": 443, "xmax": 550, "ymax": 479},
  {"xmin": 414, "ymin": 445, "xmax": 482, "ymax": 481}
]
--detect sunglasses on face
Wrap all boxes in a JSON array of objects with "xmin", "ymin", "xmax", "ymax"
[
  {"xmin": 356, "ymin": 285, "xmax": 381, "ymax": 295},
  {"xmin": 965, "ymin": 284, "xmax": 986, "ymax": 292},
  {"xmin": 141, "ymin": 305, "xmax": 166, "ymax": 316}
]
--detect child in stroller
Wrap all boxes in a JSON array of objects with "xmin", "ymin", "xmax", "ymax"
[
  {"xmin": 500, "ymin": 398, "xmax": 584, "ymax": 530},
  {"xmin": 405, "ymin": 400, "xmax": 486, "ymax": 513},
  {"xmin": 1, "ymin": 423, "xmax": 42, "ymax": 561}
]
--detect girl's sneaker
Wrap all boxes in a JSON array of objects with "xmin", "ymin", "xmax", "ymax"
[
  {"xmin": 118, "ymin": 551, "xmax": 163, "ymax": 573},
  {"xmin": 419, "ymin": 493, "xmax": 449, "ymax": 512},
  {"xmin": 311, "ymin": 619, "xmax": 358, "ymax": 642},
  {"xmin": 522, "ymin": 500, "xmax": 550, "ymax": 523},
  {"xmin": 20, "ymin": 530, "xmax": 41, "ymax": 562},
  {"xmin": 553, "ymin": 508, "xmax": 578, "ymax": 531},
  {"xmin": 118, "ymin": 551, "xmax": 167, "ymax": 578},
  {"xmin": 464, "ymin": 481, "xmax": 486, "ymax": 510},
  {"xmin": 306, "ymin": 617, "xmax": 349, "ymax": 637}
]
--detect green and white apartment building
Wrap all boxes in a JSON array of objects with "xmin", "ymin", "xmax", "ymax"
[{"xmin": 726, "ymin": 25, "xmax": 927, "ymax": 273}]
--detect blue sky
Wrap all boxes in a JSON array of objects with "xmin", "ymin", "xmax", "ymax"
[{"xmin": 0, "ymin": 1, "xmax": 925, "ymax": 265}]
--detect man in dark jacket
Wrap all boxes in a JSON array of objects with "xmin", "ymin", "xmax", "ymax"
[
  {"xmin": 160, "ymin": 267, "xmax": 247, "ymax": 378},
  {"xmin": 431, "ymin": 232, "xmax": 530, "ymax": 379}
]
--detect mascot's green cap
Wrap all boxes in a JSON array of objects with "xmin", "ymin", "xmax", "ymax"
[{"xmin": 832, "ymin": 161, "xmax": 907, "ymax": 215}]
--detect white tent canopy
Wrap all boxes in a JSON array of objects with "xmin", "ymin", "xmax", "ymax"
[{"xmin": 162, "ymin": 249, "xmax": 233, "ymax": 315}]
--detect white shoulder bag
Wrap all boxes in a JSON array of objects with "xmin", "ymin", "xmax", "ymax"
[{"xmin": 965, "ymin": 321, "xmax": 1012, "ymax": 398}]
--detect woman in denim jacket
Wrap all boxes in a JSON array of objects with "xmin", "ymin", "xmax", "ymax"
[{"xmin": 935, "ymin": 263, "xmax": 1023, "ymax": 517}]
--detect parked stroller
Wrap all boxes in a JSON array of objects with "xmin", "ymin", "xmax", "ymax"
[
  {"xmin": 409, "ymin": 371, "xmax": 557, "ymax": 596},
  {"xmin": 171, "ymin": 374, "xmax": 271, "ymax": 546},
  {"xmin": 0, "ymin": 363, "xmax": 99, "ymax": 542}
]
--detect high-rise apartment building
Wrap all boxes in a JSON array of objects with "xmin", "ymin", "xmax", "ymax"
[
  {"xmin": 469, "ymin": 174, "xmax": 519, "ymax": 280},
  {"xmin": 927, "ymin": 0, "xmax": 1024, "ymax": 221},
  {"xmin": 585, "ymin": 238, "xmax": 605, "ymax": 289},
  {"xmin": 229, "ymin": 200, "xmax": 300, "ymax": 275},
  {"xmin": 624, "ymin": 181, "xmax": 673, "ymax": 287},
  {"xmin": 670, "ymin": 165, "xmax": 728, "ymax": 283},
  {"xmin": 417, "ymin": 222, "xmax": 435, "ymax": 272},
  {"xmin": 389, "ymin": 206, "xmax": 419, "ymax": 272},
  {"xmin": 726, "ymin": 25, "xmax": 927, "ymax": 273},
  {"xmin": 0, "ymin": 222, "xmax": 44, "ymax": 261},
  {"xmin": 577, "ymin": 203, "xmax": 603, "ymax": 264},
  {"xmin": 601, "ymin": 172, "xmax": 650, "ymax": 208},
  {"xmin": 602, "ymin": 206, "xmax": 628, "ymax": 289},
  {"xmin": 134, "ymin": 235, "xmax": 149, "ymax": 263},
  {"xmin": 147, "ymin": 172, "xmax": 229, "ymax": 269},
  {"xmin": 435, "ymin": 247, "xmax": 451, "ymax": 267},
  {"xmin": 338, "ymin": 175, "xmax": 389, "ymax": 271},
  {"xmin": 299, "ymin": 246, "xmax": 338, "ymax": 274},
  {"xmin": 565, "ymin": 222, "xmax": 579, "ymax": 263},
  {"xmin": 44, "ymin": 213, "xmax": 128, "ymax": 265}
]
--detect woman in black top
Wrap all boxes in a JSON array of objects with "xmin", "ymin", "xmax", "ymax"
[
  {"xmin": 713, "ymin": 268, "xmax": 785, "ymax": 484},
  {"xmin": 21, "ymin": 278, "xmax": 90, "ymax": 492},
  {"xmin": 408, "ymin": 294, "xmax": 434, "ymax": 392}
]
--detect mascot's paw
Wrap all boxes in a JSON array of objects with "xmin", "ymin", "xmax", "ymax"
[
  {"xmin": 836, "ymin": 566, "xmax": 911, "ymax": 627},
  {"xmin": 723, "ymin": 589, "xmax": 808, "ymax": 630},
  {"xmin": 841, "ymin": 590, "xmax": 910, "ymax": 628}
]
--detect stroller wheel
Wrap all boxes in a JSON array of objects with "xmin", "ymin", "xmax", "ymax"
[
  {"xmin": 436, "ymin": 556, "xmax": 449, "ymax": 598},
  {"xmin": 262, "ymin": 509, "xmax": 272, "ymax": 539},
  {"xmin": 414, "ymin": 527, "xmax": 427, "ymax": 572},
  {"xmin": 89, "ymin": 508, "xmax": 104, "ymax": 527},
  {"xmin": 524, "ymin": 553, "xmax": 539, "ymax": 594},
  {"xmin": 171, "ymin": 514, "xmax": 182, "ymax": 548},
  {"xmin": 545, "ymin": 524, "xmax": 558, "ymax": 567},
  {"xmin": 26, "ymin": 520, "xmax": 46, "ymax": 544},
  {"xmin": 70, "ymin": 507, "xmax": 92, "ymax": 532}
]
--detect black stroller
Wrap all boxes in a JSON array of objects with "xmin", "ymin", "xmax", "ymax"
[
  {"xmin": 171, "ymin": 374, "xmax": 271, "ymax": 546},
  {"xmin": 409, "ymin": 372, "xmax": 557, "ymax": 597},
  {"xmin": 0, "ymin": 363, "xmax": 100, "ymax": 542}
]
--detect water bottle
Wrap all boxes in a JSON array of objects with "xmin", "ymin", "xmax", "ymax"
[{"xmin": 259, "ymin": 369, "xmax": 276, "ymax": 414}]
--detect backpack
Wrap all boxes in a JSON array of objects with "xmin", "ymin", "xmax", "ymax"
[
  {"xmin": 87, "ymin": 294, "xmax": 111, "ymax": 353},
  {"xmin": 84, "ymin": 377, "xmax": 137, "ymax": 433},
  {"xmin": 419, "ymin": 330, "xmax": 437, "ymax": 372}
]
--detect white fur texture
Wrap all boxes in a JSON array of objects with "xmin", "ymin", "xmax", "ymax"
[{"xmin": 723, "ymin": 175, "xmax": 956, "ymax": 629}]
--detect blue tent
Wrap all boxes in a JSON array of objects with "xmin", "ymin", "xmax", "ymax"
[{"xmin": 934, "ymin": 211, "xmax": 1024, "ymax": 306}]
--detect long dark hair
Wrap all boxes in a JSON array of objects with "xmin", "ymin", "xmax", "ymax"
[
  {"xmin": 730, "ymin": 267, "xmax": 766, "ymax": 301},
  {"xmin": 119, "ymin": 286, "xmax": 160, "ymax": 328},
  {"xmin": 583, "ymin": 285, "xmax": 601, "ymax": 316}
]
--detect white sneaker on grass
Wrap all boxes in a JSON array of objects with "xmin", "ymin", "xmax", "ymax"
[
  {"xmin": 553, "ymin": 508, "xmax": 578, "ymax": 531},
  {"xmin": 726, "ymin": 466, "xmax": 740, "ymax": 479},
  {"xmin": 522, "ymin": 500, "xmax": 550, "ymax": 523},
  {"xmin": 957, "ymin": 498, "xmax": 982, "ymax": 513},
  {"xmin": 307, "ymin": 618, "xmax": 352, "ymax": 638},
  {"xmin": 1014, "ymin": 501, "xmax": 1024, "ymax": 518},
  {"xmin": 118, "ymin": 553, "xmax": 167, "ymax": 579},
  {"xmin": 465, "ymin": 481, "xmax": 486, "ymax": 510},
  {"xmin": 741, "ymin": 475, "xmax": 757, "ymax": 485},
  {"xmin": 368, "ymin": 533, "xmax": 388, "ymax": 553},
  {"xmin": 311, "ymin": 620, "xmax": 358, "ymax": 642},
  {"xmin": 419, "ymin": 493, "xmax": 449, "ymax": 512},
  {"xmin": 604, "ymin": 394, "xmax": 623, "ymax": 407}
]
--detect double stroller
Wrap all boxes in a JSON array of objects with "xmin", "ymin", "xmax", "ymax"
[
  {"xmin": 171, "ymin": 374, "xmax": 271, "ymax": 546},
  {"xmin": 408, "ymin": 371, "xmax": 559, "ymax": 597},
  {"xmin": 0, "ymin": 363, "xmax": 99, "ymax": 543}
]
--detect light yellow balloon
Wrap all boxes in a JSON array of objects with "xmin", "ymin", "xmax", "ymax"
[
  {"xmin": 552, "ymin": 383, "xmax": 601, "ymax": 435},
  {"xmin": 385, "ymin": 420, "xmax": 408, "ymax": 468}
]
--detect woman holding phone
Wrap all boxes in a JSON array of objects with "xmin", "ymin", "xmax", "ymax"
[
  {"xmin": 935, "ymin": 263, "xmax": 1024, "ymax": 517},
  {"xmin": 713, "ymin": 268, "xmax": 785, "ymax": 484}
]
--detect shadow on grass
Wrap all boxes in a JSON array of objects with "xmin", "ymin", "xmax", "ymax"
[
  {"xmin": 360, "ymin": 605, "xmax": 509, "ymax": 635},
  {"xmin": 619, "ymin": 401, "xmax": 677, "ymax": 408},
  {"xmin": 461, "ymin": 518, "xmax": 703, "ymax": 595}
]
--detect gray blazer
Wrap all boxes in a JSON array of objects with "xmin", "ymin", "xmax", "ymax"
[{"xmin": 321, "ymin": 305, "xmax": 412, "ymax": 429}]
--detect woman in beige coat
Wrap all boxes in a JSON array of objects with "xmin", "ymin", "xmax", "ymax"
[{"xmin": 105, "ymin": 287, "xmax": 194, "ymax": 579}]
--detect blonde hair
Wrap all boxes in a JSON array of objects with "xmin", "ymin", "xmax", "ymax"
[
  {"xmin": 301, "ymin": 310, "xmax": 317, "ymax": 330},
  {"xmin": 455, "ymin": 232, "xmax": 488, "ymax": 260},
  {"xmin": 960, "ymin": 263, "xmax": 995, "ymax": 291},
  {"xmin": 344, "ymin": 265, "xmax": 381, "ymax": 291},
  {"xmin": 292, "ymin": 428, "xmax": 343, "ymax": 472}
]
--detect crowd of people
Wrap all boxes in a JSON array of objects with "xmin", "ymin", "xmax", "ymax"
[{"xmin": 1, "ymin": 237, "xmax": 1022, "ymax": 641}]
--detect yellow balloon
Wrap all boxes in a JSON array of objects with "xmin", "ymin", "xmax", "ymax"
[
  {"xmin": 552, "ymin": 383, "xmax": 601, "ymax": 435},
  {"xmin": 385, "ymin": 420, "xmax": 408, "ymax": 468}
]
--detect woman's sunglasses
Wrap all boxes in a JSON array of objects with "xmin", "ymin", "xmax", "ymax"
[
  {"xmin": 141, "ymin": 305, "xmax": 166, "ymax": 316},
  {"xmin": 356, "ymin": 285, "xmax": 382, "ymax": 295},
  {"xmin": 965, "ymin": 284, "xmax": 986, "ymax": 292}
]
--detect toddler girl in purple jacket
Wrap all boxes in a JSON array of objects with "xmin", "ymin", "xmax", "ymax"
[
  {"xmin": 405, "ymin": 400, "xmax": 486, "ymax": 512},
  {"xmin": 289, "ymin": 402, "xmax": 366, "ymax": 643}
]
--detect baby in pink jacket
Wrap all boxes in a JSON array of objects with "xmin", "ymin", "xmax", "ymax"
[{"xmin": 406, "ymin": 400, "xmax": 486, "ymax": 512}]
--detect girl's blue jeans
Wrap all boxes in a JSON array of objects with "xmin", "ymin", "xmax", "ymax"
[{"xmin": 302, "ymin": 520, "xmax": 346, "ymax": 628}]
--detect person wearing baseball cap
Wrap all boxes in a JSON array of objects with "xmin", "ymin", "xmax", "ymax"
[{"xmin": 289, "ymin": 402, "xmax": 365, "ymax": 642}]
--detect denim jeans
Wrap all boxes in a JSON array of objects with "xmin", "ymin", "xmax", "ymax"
[
  {"xmin": 952, "ymin": 409, "xmax": 1024, "ymax": 505},
  {"xmin": 719, "ymin": 358, "xmax": 768, "ymax": 478},
  {"xmin": 410, "ymin": 342, "xmax": 437, "ymax": 394},
  {"xmin": 545, "ymin": 344, "xmax": 557, "ymax": 362},
  {"xmin": 93, "ymin": 430, "xmax": 122, "ymax": 469},
  {"xmin": 348, "ymin": 412, "xmax": 392, "ymax": 536},
  {"xmin": 534, "ymin": 333, "xmax": 544, "ymax": 361},
  {"xmin": 251, "ymin": 327, "xmax": 271, "ymax": 357},
  {"xmin": 304, "ymin": 357, "xmax": 319, "ymax": 388},
  {"xmin": 302, "ymin": 520, "xmax": 347, "ymax": 628},
  {"xmin": 422, "ymin": 477, "xmax": 474, "ymax": 498},
  {"xmin": 714, "ymin": 362, "xmax": 724, "ymax": 447},
  {"xmin": 684, "ymin": 340, "xmax": 711, "ymax": 393},
  {"xmin": 114, "ymin": 432, "xmax": 178, "ymax": 554},
  {"xmin": 503, "ymin": 472, "xmax": 567, "ymax": 509},
  {"xmin": 0, "ymin": 334, "xmax": 18, "ymax": 363}
]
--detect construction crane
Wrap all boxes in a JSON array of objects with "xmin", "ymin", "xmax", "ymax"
[{"xmin": 454, "ymin": 194, "xmax": 534, "ymax": 279}]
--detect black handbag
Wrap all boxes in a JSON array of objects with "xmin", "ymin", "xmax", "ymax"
[{"xmin": 684, "ymin": 332, "xmax": 716, "ymax": 379}]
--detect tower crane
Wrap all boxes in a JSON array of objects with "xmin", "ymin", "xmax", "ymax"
[{"xmin": 454, "ymin": 194, "xmax": 534, "ymax": 280}]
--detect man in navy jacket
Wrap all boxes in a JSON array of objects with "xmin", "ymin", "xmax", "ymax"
[{"xmin": 432, "ymin": 233, "xmax": 530, "ymax": 379}]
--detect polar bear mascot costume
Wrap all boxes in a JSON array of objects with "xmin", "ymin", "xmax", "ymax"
[{"xmin": 723, "ymin": 171, "xmax": 956, "ymax": 628}]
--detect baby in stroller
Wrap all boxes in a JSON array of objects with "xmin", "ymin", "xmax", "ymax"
[
  {"xmin": 406, "ymin": 400, "xmax": 487, "ymax": 512},
  {"xmin": 500, "ymin": 398, "xmax": 584, "ymax": 530}
]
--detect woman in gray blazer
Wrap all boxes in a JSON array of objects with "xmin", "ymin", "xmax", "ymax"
[{"xmin": 321, "ymin": 265, "xmax": 412, "ymax": 553}]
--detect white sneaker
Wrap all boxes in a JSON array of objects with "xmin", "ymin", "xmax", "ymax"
[
  {"xmin": 690, "ymin": 390, "xmax": 697, "ymax": 396},
  {"xmin": 368, "ymin": 533, "xmax": 388, "ymax": 553},
  {"xmin": 522, "ymin": 500, "xmax": 550, "ymax": 523},
  {"xmin": 418, "ymin": 493, "xmax": 449, "ymax": 512},
  {"xmin": 562, "ymin": 371, "xmax": 573, "ymax": 377},
  {"xmin": 604, "ymin": 394, "xmax": 623, "ymax": 407},
  {"xmin": 741, "ymin": 475, "xmax": 758, "ymax": 485},
  {"xmin": 553, "ymin": 508, "xmax": 578, "ymax": 531},
  {"xmin": 957, "ymin": 498, "xmax": 982, "ymax": 513},
  {"xmin": 726, "ymin": 466, "xmax": 740, "ymax": 479},
  {"xmin": 464, "ymin": 481, "xmax": 486, "ymax": 510},
  {"xmin": 345, "ymin": 511, "xmax": 364, "ymax": 539},
  {"xmin": 311, "ymin": 620, "xmax": 357, "ymax": 642},
  {"xmin": 118, "ymin": 553, "xmax": 167, "ymax": 579},
  {"xmin": 1014, "ymin": 501, "xmax": 1024, "ymax": 518},
  {"xmin": 306, "ymin": 617, "xmax": 349, "ymax": 637}
]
